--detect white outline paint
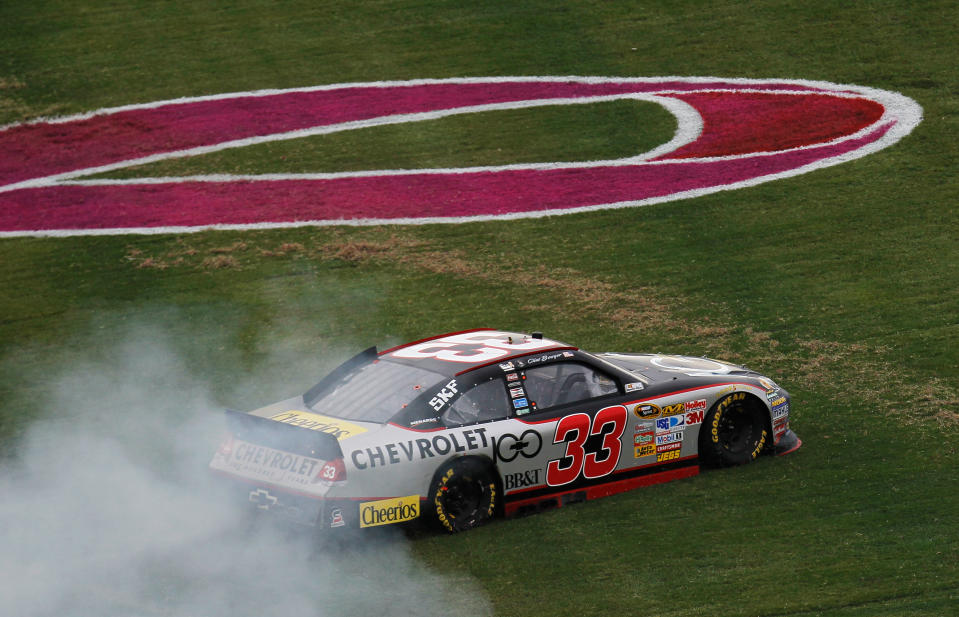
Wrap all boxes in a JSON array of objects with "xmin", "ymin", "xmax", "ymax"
[
  {"xmin": 0, "ymin": 94, "xmax": 703, "ymax": 193},
  {"xmin": 0, "ymin": 76, "xmax": 922, "ymax": 237}
]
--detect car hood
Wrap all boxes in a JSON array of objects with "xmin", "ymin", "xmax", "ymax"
[{"xmin": 597, "ymin": 352, "xmax": 755, "ymax": 384}]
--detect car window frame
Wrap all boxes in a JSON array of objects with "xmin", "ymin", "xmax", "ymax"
[{"xmin": 514, "ymin": 359, "xmax": 623, "ymax": 417}]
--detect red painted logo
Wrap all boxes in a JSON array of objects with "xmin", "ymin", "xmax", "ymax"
[{"xmin": 0, "ymin": 76, "xmax": 921, "ymax": 236}]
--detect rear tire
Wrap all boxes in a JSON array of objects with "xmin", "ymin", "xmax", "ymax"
[
  {"xmin": 700, "ymin": 392, "xmax": 769, "ymax": 467},
  {"xmin": 429, "ymin": 457, "xmax": 498, "ymax": 533}
]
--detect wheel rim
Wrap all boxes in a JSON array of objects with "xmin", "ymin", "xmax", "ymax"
[
  {"xmin": 717, "ymin": 404, "xmax": 756, "ymax": 454},
  {"xmin": 443, "ymin": 474, "xmax": 484, "ymax": 520}
]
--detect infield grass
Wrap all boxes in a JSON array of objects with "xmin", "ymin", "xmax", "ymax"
[{"xmin": 1, "ymin": 1, "xmax": 957, "ymax": 616}]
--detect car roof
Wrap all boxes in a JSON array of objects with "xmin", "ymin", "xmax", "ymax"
[{"xmin": 379, "ymin": 328, "xmax": 577, "ymax": 376}]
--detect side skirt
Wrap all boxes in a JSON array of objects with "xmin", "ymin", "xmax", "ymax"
[{"xmin": 503, "ymin": 457, "xmax": 699, "ymax": 517}]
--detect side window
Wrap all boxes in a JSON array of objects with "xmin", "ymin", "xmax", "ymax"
[
  {"xmin": 523, "ymin": 362, "xmax": 618, "ymax": 411},
  {"xmin": 442, "ymin": 377, "xmax": 510, "ymax": 427}
]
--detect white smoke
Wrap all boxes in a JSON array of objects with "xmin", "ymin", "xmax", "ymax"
[{"xmin": 0, "ymin": 323, "xmax": 492, "ymax": 617}]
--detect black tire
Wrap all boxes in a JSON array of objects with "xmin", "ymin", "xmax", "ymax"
[
  {"xmin": 429, "ymin": 457, "xmax": 498, "ymax": 533},
  {"xmin": 700, "ymin": 392, "xmax": 769, "ymax": 467}
]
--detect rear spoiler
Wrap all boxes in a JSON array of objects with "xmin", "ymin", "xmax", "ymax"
[{"xmin": 224, "ymin": 409, "xmax": 342, "ymax": 461}]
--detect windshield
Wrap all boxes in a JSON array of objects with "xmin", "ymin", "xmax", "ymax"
[{"xmin": 306, "ymin": 358, "xmax": 447, "ymax": 423}]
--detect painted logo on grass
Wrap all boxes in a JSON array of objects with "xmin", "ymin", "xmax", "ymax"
[{"xmin": 0, "ymin": 76, "xmax": 921, "ymax": 237}]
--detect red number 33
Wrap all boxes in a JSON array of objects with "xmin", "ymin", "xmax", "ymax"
[{"xmin": 546, "ymin": 405, "xmax": 627, "ymax": 486}]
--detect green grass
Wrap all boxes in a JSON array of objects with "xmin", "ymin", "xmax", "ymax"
[{"xmin": 1, "ymin": 1, "xmax": 957, "ymax": 616}]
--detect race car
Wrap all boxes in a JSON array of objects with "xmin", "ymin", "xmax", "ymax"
[{"xmin": 209, "ymin": 329, "xmax": 801, "ymax": 532}]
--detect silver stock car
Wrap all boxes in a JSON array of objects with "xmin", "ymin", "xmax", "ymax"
[{"xmin": 210, "ymin": 329, "xmax": 801, "ymax": 532}]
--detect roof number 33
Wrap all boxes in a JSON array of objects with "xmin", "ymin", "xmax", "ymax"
[
  {"xmin": 391, "ymin": 331, "xmax": 557, "ymax": 363},
  {"xmin": 547, "ymin": 405, "xmax": 627, "ymax": 486}
]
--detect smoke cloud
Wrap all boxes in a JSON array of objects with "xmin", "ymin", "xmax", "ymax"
[{"xmin": 0, "ymin": 323, "xmax": 492, "ymax": 617}]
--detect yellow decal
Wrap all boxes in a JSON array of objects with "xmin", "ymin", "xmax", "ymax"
[
  {"xmin": 661, "ymin": 403, "xmax": 685, "ymax": 416},
  {"xmin": 359, "ymin": 495, "xmax": 420, "ymax": 528},
  {"xmin": 269, "ymin": 410, "xmax": 368, "ymax": 440},
  {"xmin": 634, "ymin": 444, "xmax": 655, "ymax": 458}
]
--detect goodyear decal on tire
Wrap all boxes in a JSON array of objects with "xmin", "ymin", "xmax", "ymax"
[{"xmin": 711, "ymin": 392, "xmax": 746, "ymax": 444}]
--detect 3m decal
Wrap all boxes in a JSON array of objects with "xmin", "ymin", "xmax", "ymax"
[
  {"xmin": 546, "ymin": 405, "xmax": 628, "ymax": 486},
  {"xmin": 269, "ymin": 410, "xmax": 368, "ymax": 440},
  {"xmin": 0, "ymin": 77, "xmax": 921, "ymax": 237},
  {"xmin": 359, "ymin": 495, "xmax": 420, "ymax": 528}
]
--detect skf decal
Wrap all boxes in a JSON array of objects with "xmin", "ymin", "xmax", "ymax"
[
  {"xmin": 428, "ymin": 379, "xmax": 459, "ymax": 411},
  {"xmin": 350, "ymin": 427, "xmax": 490, "ymax": 469},
  {"xmin": 359, "ymin": 495, "xmax": 420, "ymax": 528},
  {"xmin": 270, "ymin": 410, "xmax": 368, "ymax": 440}
]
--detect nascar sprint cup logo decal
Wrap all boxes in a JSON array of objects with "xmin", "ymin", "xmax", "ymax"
[{"xmin": 0, "ymin": 76, "xmax": 921, "ymax": 236}]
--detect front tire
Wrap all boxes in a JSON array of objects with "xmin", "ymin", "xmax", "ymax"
[
  {"xmin": 429, "ymin": 457, "xmax": 498, "ymax": 533},
  {"xmin": 700, "ymin": 392, "xmax": 769, "ymax": 467}
]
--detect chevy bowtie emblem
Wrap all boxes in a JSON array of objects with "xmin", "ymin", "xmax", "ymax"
[{"xmin": 249, "ymin": 488, "xmax": 277, "ymax": 510}]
